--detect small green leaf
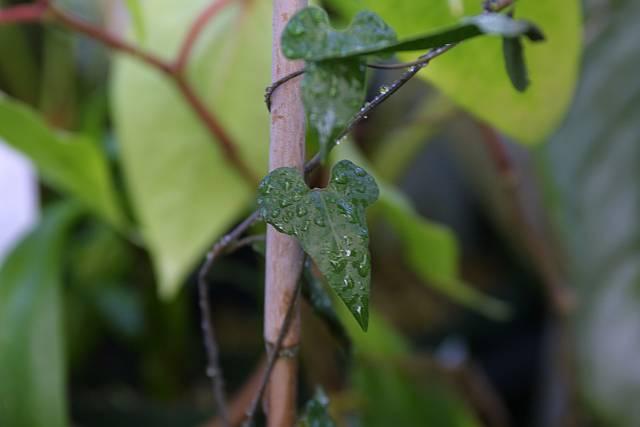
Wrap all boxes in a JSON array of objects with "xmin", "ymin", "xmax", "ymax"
[
  {"xmin": 502, "ymin": 36, "xmax": 529, "ymax": 91},
  {"xmin": 124, "ymin": 0, "xmax": 146, "ymax": 42},
  {"xmin": 281, "ymin": 7, "xmax": 397, "ymax": 61},
  {"xmin": 258, "ymin": 160, "xmax": 379, "ymax": 331},
  {"xmin": 282, "ymin": 7, "xmax": 542, "ymax": 61},
  {"xmin": 0, "ymin": 96, "xmax": 126, "ymax": 229},
  {"xmin": 303, "ymin": 59, "xmax": 366, "ymax": 160},
  {"xmin": 298, "ymin": 388, "xmax": 337, "ymax": 427},
  {"xmin": 0, "ymin": 202, "xmax": 81, "ymax": 427}
]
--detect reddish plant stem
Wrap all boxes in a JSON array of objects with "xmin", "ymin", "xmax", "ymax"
[
  {"xmin": 0, "ymin": 1, "xmax": 256, "ymax": 185},
  {"xmin": 0, "ymin": 2, "xmax": 46, "ymax": 24},
  {"xmin": 174, "ymin": 0, "xmax": 235, "ymax": 73},
  {"xmin": 477, "ymin": 123, "xmax": 574, "ymax": 316}
]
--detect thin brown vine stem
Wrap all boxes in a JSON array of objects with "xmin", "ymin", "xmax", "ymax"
[
  {"xmin": 196, "ymin": 211, "xmax": 261, "ymax": 427},
  {"xmin": 0, "ymin": 2, "xmax": 46, "ymax": 23},
  {"xmin": 476, "ymin": 124, "xmax": 573, "ymax": 316},
  {"xmin": 242, "ymin": 273, "xmax": 303, "ymax": 427},
  {"xmin": 174, "ymin": 0, "xmax": 235, "ymax": 73},
  {"xmin": 264, "ymin": 68, "xmax": 305, "ymax": 112}
]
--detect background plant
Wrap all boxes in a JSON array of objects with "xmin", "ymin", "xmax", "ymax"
[{"xmin": 1, "ymin": 0, "xmax": 637, "ymax": 426}]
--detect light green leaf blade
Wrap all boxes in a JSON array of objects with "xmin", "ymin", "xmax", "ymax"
[
  {"xmin": 303, "ymin": 59, "xmax": 367, "ymax": 160},
  {"xmin": 335, "ymin": 143, "xmax": 509, "ymax": 319},
  {"xmin": 326, "ymin": 0, "xmax": 582, "ymax": 144},
  {"xmin": 298, "ymin": 388, "xmax": 337, "ymax": 427},
  {"xmin": 0, "ymin": 202, "xmax": 81, "ymax": 427},
  {"xmin": 0, "ymin": 96, "xmax": 125, "ymax": 229},
  {"xmin": 281, "ymin": 7, "xmax": 397, "ymax": 61},
  {"xmin": 124, "ymin": 0, "xmax": 145, "ymax": 42},
  {"xmin": 111, "ymin": 0, "xmax": 271, "ymax": 297},
  {"xmin": 257, "ymin": 160, "xmax": 379, "ymax": 330}
]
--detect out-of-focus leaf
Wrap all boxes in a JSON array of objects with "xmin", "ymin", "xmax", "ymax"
[
  {"xmin": 335, "ymin": 144, "xmax": 508, "ymax": 319},
  {"xmin": 124, "ymin": 0, "xmax": 145, "ymax": 41},
  {"xmin": 282, "ymin": 7, "xmax": 542, "ymax": 61},
  {"xmin": 502, "ymin": 36, "xmax": 529, "ymax": 92},
  {"xmin": 354, "ymin": 359, "xmax": 481, "ymax": 427},
  {"xmin": 298, "ymin": 388, "xmax": 337, "ymax": 427},
  {"xmin": 326, "ymin": 0, "xmax": 582, "ymax": 144},
  {"xmin": 0, "ymin": 96, "xmax": 125, "ymax": 229},
  {"xmin": 540, "ymin": 1, "xmax": 640, "ymax": 424},
  {"xmin": 0, "ymin": 203, "xmax": 81, "ymax": 427},
  {"xmin": 303, "ymin": 59, "xmax": 366, "ymax": 160},
  {"xmin": 112, "ymin": 0, "xmax": 271, "ymax": 297},
  {"xmin": 258, "ymin": 160, "xmax": 379, "ymax": 330},
  {"xmin": 282, "ymin": 8, "xmax": 396, "ymax": 61}
]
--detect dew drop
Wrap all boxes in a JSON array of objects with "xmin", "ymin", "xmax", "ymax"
[
  {"xmin": 296, "ymin": 205, "xmax": 308, "ymax": 217},
  {"xmin": 314, "ymin": 216, "xmax": 326, "ymax": 227},
  {"xmin": 378, "ymin": 85, "xmax": 389, "ymax": 95},
  {"xmin": 270, "ymin": 208, "xmax": 281, "ymax": 219}
]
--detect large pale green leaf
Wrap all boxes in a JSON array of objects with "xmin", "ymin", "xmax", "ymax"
[
  {"xmin": 111, "ymin": 0, "xmax": 271, "ymax": 297},
  {"xmin": 0, "ymin": 203, "xmax": 81, "ymax": 427},
  {"xmin": 257, "ymin": 160, "xmax": 379, "ymax": 330},
  {"xmin": 326, "ymin": 0, "xmax": 582, "ymax": 144},
  {"xmin": 540, "ymin": 0, "xmax": 640, "ymax": 424},
  {"xmin": 0, "ymin": 96, "xmax": 125, "ymax": 228},
  {"xmin": 335, "ymin": 144, "xmax": 508, "ymax": 319}
]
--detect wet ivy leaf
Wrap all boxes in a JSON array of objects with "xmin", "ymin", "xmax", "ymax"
[
  {"xmin": 502, "ymin": 37, "xmax": 529, "ymax": 91},
  {"xmin": 298, "ymin": 388, "xmax": 337, "ymax": 427},
  {"xmin": 303, "ymin": 59, "xmax": 366, "ymax": 161},
  {"xmin": 302, "ymin": 259, "xmax": 352, "ymax": 353},
  {"xmin": 282, "ymin": 7, "xmax": 542, "ymax": 61},
  {"xmin": 281, "ymin": 7, "xmax": 397, "ymax": 61},
  {"xmin": 257, "ymin": 160, "xmax": 379, "ymax": 331}
]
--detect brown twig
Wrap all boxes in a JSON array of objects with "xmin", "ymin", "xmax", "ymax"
[
  {"xmin": 476, "ymin": 123, "xmax": 574, "ymax": 316},
  {"xmin": 196, "ymin": 212, "xmax": 261, "ymax": 427},
  {"xmin": 175, "ymin": 0, "xmax": 235, "ymax": 73}
]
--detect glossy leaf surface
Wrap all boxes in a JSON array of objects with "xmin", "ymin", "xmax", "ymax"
[
  {"xmin": 281, "ymin": 7, "xmax": 396, "ymax": 61},
  {"xmin": 258, "ymin": 160, "xmax": 379, "ymax": 330},
  {"xmin": 302, "ymin": 59, "xmax": 366, "ymax": 160}
]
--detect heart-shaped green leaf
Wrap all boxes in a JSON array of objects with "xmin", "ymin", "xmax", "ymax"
[
  {"xmin": 281, "ymin": 7, "xmax": 397, "ymax": 61},
  {"xmin": 282, "ymin": 7, "xmax": 542, "ymax": 61},
  {"xmin": 303, "ymin": 59, "xmax": 366, "ymax": 161},
  {"xmin": 257, "ymin": 160, "xmax": 379, "ymax": 331}
]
